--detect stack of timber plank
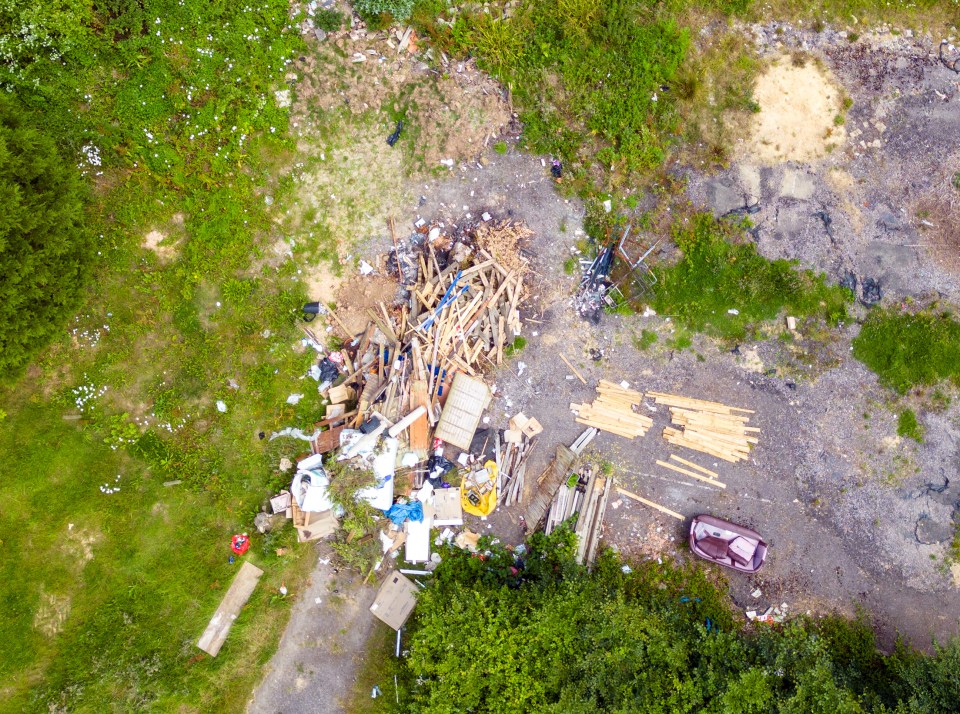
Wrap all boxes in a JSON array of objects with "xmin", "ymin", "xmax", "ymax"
[
  {"xmin": 570, "ymin": 380, "xmax": 653, "ymax": 438},
  {"xmin": 544, "ymin": 465, "xmax": 611, "ymax": 567},
  {"xmin": 496, "ymin": 413, "xmax": 542, "ymax": 508},
  {"xmin": 648, "ymin": 391, "xmax": 758, "ymax": 463}
]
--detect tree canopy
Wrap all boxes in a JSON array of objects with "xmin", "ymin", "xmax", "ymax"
[
  {"xmin": 0, "ymin": 96, "xmax": 92, "ymax": 379},
  {"xmin": 384, "ymin": 529, "xmax": 960, "ymax": 713}
]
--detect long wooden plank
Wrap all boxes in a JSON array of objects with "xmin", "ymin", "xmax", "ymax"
[
  {"xmin": 197, "ymin": 561, "xmax": 264, "ymax": 657},
  {"xmin": 649, "ymin": 392, "xmax": 755, "ymax": 414},
  {"xmin": 615, "ymin": 487, "xmax": 684, "ymax": 520},
  {"xmin": 655, "ymin": 460, "xmax": 727, "ymax": 489},
  {"xmin": 669, "ymin": 454, "xmax": 718, "ymax": 478},
  {"xmin": 559, "ymin": 353, "xmax": 587, "ymax": 384}
]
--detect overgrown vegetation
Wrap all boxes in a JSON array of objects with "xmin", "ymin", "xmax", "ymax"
[
  {"xmin": 358, "ymin": 530, "xmax": 960, "ymax": 712},
  {"xmin": 0, "ymin": 0, "xmax": 321, "ymax": 709},
  {"xmin": 412, "ymin": 0, "xmax": 760, "ymax": 192},
  {"xmin": 852, "ymin": 307, "xmax": 960, "ymax": 394},
  {"xmin": 651, "ymin": 214, "xmax": 852, "ymax": 341},
  {"xmin": 0, "ymin": 97, "xmax": 92, "ymax": 379}
]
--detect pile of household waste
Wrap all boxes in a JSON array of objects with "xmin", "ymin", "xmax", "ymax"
[{"xmin": 266, "ymin": 216, "xmax": 543, "ymax": 566}]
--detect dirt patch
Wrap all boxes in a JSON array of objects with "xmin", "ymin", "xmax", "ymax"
[
  {"xmin": 302, "ymin": 260, "xmax": 345, "ymax": 306},
  {"xmin": 294, "ymin": 35, "xmax": 510, "ymax": 169},
  {"xmin": 63, "ymin": 524, "xmax": 100, "ymax": 567},
  {"xmin": 142, "ymin": 213, "xmax": 184, "ymax": 261},
  {"xmin": 333, "ymin": 275, "xmax": 402, "ymax": 336},
  {"xmin": 746, "ymin": 56, "xmax": 847, "ymax": 164},
  {"xmin": 33, "ymin": 590, "xmax": 71, "ymax": 638},
  {"xmin": 286, "ymin": 29, "xmax": 512, "ymax": 263}
]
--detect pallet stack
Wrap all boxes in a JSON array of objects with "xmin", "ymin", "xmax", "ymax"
[
  {"xmin": 570, "ymin": 380, "xmax": 653, "ymax": 438},
  {"xmin": 648, "ymin": 391, "xmax": 757, "ymax": 463}
]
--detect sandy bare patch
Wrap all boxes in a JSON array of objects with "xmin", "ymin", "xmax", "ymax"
[
  {"xmin": 303, "ymin": 260, "xmax": 344, "ymax": 306},
  {"xmin": 63, "ymin": 524, "xmax": 100, "ymax": 566},
  {"xmin": 142, "ymin": 229, "xmax": 179, "ymax": 261},
  {"xmin": 33, "ymin": 590, "xmax": 71, "ymax": 637},
  {"xmin": 746, "ymin": 57, "xmax": 847, "ymax": 164}
]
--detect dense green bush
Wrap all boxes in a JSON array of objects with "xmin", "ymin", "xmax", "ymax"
[
  {"xmin": 853, "ymin": 308, "xmax": 960, "ymax": 394},
  {"xmin": 651, "ymin": 214, "xmax": 851, "ymax": 340},
  {"xmin": 380, "ymin": 530, "xmax": 960, "ymax": 712},
  {"xmin": 0, "ymin": 97, "xmax": 93, "ymax": 379},
  {"xmin": 354, "ymin": 0, "xmax": 417, "ymax": 22}
]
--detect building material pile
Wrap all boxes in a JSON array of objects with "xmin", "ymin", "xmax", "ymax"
[
  {"xmin": 570, "ymin": 380, "xmax": 653, "ymax": 438},
  {"xmin": 649, "ymin": 392, "xmax": 757, "ymax": 463},
  {"xmin": 496, "ymin": 413, "xmax": 542, "ymax": 508},
  {"xmin": 544, "ymin": 464, "xmax": 612, "ymax": 566}
]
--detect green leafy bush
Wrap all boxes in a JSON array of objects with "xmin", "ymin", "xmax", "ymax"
[
  {"xmin": 354, "ymin": 0, "xmax": 417, "ymax": 22},
  {"xmin": 383, "ymin": 530, "xmax": 960, "ymax": 712},
  {"xmin": 651, "ymin": 214, "xmax": 851, "ymax": 340},
  {"xmin": 0, "ymin": 97, "xmax": 93, "ymax": 379},
  {"xmin": 852, "ymin": 308, "xmax": 960, "ymax": 393}
]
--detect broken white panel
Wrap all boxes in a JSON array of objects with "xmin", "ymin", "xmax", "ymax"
[{"xmin": 405, "ymin": 516, "xmax": 432, "ymax": 563}]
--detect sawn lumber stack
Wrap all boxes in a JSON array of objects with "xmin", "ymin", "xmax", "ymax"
[
  {"xmin": 648, "ymin": 391, "xmax": 758, "ymax": 463},
  {"xmin": 570, "ymin": 381, "xmax": 653, "ymax": 438}
]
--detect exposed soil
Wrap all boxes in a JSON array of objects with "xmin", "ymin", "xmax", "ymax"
[{"xmin": 746, "ymin": 56, "xmax": 848, "ymax": 163}]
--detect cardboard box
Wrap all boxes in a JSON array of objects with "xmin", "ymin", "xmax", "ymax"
[
  {"xmin": 370, "ymin": 572, "xmax": 419, "ymax": 630},
  {"xmin": 521, "ymin": 417, "xmax": 543, "ymax": 438},
  {"xmin": 433, "ymin": 487, "xmax": 464, "ymax": 526},
  {"xmin": 270, "ymin": 490, "xmax": 292, "ymax": 515}
]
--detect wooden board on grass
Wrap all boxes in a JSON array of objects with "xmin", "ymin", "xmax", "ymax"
[{"xmin": 197, "ymin": 561, "xmax": 263, "ymax": 657}]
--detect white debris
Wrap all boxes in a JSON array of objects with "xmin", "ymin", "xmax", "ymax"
[
  {"xmin": 603, "ymin": 199, "xmax": 612, "ymax": 213},
  {"xmin": 727, "ymin": 308, "xmax": 740, "ymax": 315},
  {"xmin": 274, "ymin": 89, "xmax": 291, "ymax": 108},
  {"xmin": 286, "ymin": 393, "xmax": 304, "ymax": 405},
  {"xmin": 359, "ymin": 260, "xmax": 375, "ymax": 275},
  {"xmin": 216, "ymin": 400, "xmax": 227, "ymax": 413}
]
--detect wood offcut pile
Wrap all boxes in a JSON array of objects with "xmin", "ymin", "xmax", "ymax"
[
  {"xmin": 649, "ymin": 392, "xmax": 758, "ymax": 463},
  {"xmin": 303, "ymin": 219, "xmax": 534, "ymax": 493},
  {"xmin": 496, "ymin": 412, "xmax": 541, "ymax": 508},
  {"xmin": 570, "ymin": 381, "xmax": 653, "ymax": 438},
  {"xmin": 544, "ymin": 463, "xmax": 612, "ymax": 566}
]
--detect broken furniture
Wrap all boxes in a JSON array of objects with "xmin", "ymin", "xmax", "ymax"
[{"xmin": 689, "ymin": 514, "xmax": 767, "ymax": 573}]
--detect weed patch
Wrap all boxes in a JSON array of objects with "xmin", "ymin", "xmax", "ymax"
[
  {"xmin": 897, "ymin": 409, "xmax": 923, "ymax": 443},
  {"xmin": 633, "ymin": 329, "xmax": 659, "ymax": 350},
  {"xmin": 852, "ymin": 307, "xmax": 960, "ymax": 394},
  {"xmin": 651, "ymin": 214, "xmax": 851, "ymax": 340}
]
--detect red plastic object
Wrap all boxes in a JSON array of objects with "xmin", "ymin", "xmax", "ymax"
[{"xmin": 231, "ymin": 533, "xmax": 250, "ymax": 555}]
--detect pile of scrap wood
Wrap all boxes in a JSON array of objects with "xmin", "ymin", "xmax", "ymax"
[
  {"xmin": 496, "ymin": 413, "xmax": 542, "ymax": 507},
  {"xmin": 570, "ymin": 380, "xmax": 653, "ymax": 438},
  {"xmin": 544, "ymin": 463, "xmax": 611, "ymax": 566},
  {"xmin": 649, "ymin": 392, "xmax": 757, "ymax": 463}
]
